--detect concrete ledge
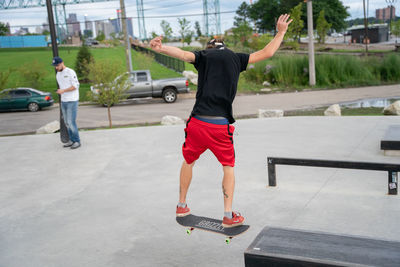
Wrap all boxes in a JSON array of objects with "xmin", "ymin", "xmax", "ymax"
[
  {"xmin": 245, "ymin": 227, "xmax": 400, "ymax": 267},
  {"xmin": 381, "ymin": 125, "xmax": 400, "ymax": 152}
]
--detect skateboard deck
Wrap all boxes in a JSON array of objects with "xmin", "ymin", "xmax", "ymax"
[{"xmin": 176, "ymin": 214, "xmax": 250, "ymax": 244}]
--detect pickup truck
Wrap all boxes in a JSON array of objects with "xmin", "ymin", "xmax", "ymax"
[{"xmin": 90, "ymin": 70, "xmax": 190, "ymax": 103}]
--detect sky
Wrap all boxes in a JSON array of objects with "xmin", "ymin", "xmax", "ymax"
[{"xmin": 0, "ymin": 0, "xmax": 399, "ymax": 36}]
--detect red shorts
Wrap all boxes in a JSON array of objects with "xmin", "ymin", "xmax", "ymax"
[{"xmin": 182, "ymin": 117, "xmax": 235, "ymax": 167}]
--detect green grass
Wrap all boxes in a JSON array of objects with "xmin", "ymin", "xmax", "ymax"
[
  {"xmin": 243, "ymin": 53, "xmax": 400, "ymax": 92},
  {"xmin": 285, "ymin": 107, "xmax": 385, "ymax": 116},
  {"xmin": 0, "ymin": 46, "xmax": 184, "ymax": 101}
]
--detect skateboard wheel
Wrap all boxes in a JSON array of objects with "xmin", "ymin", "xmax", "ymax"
[
  {"xmin": 186, "ymin": 229, "xmax": 192, "ymax": 235},
  {"xmin": 225, "ymin": 238, "xmax": 231, "ymax": 244}
]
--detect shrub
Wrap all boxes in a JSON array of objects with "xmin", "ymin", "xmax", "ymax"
[
  {"xmin": 75, "ymin": 45, "xmax": 94, "ymax": 82},
  {"xmin": 18, "ymin": 60, "xmax": 47, "ymax": 89}
]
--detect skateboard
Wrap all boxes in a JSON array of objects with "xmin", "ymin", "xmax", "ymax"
[{"xmin": 176, "ymin": 214, "xmax": 250, "ymax": 244}]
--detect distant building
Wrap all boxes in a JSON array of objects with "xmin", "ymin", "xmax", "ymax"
[
  {"xmin": 95, "ymin": 20, "xmax": 114, "ymax": 39},
  {"xmin": 348, "ymin": 24, "xmax": 388, "ymax": 44},
  {"xmin": 15, "ymin": 27, "xmax": 29, "ymax": 35},
  {"xmin": 376, "ymin": 6, "xmax": 396, "ymax": 21},
  {"xmin": 127, "ymin": 18, "xmax": 133, "ymax": 37},
  {"xmin": 67, "ymin": 13, "xmax": 81, "ymax": 36},
  {"xmin": 5, "ymin": 23, "xmax": 11, "ymax": 35},
  {"xmin": 42, "ymin": 22, "xmax": 50, "ymax": 32}
]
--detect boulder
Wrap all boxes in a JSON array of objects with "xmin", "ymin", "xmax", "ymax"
[
  {"xmin": 383, "ymin": 101, "xmax": 400, "ymax": 115},
  {"xmin": 258, "ymin": 109, "xmax": 284, "ymax": 118},
  {"xmin": 182, "ymin": 71, "xmax": 198, "ymax": 85},
  {"xmin": 324, "ymin": 104, "xmax": 341, "ymax": 116},
  {"xmin": 161, "ymin": 115, "xmax": 184, "ymax": 125},
  {"xmin": 36, "ymin": 120, "xmax": 60, "ymax": 134}
]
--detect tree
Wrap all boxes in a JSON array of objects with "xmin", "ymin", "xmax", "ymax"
[
  {"xmin": 232, "ymin": 21, "xmax": 253, "ymax": 47},
  {"xmin": 95, "ymin": 31, "xmax": 105, "ymax": 42},
  {"xmin": 87, "ymin": 60, "xmax": 130, "ymax": 128},
  {"xmin": 0, "ymin": 22, "xmax": 9, "ymax": 36},
  {"xmin": 234, "ymin": 2, "xmax": 251, "ymax": 27},
  {"xmin": 177, "ymin": 18, "xmax": 191, "ymax": 47},
  {"xmin": 316, "ymin": 10, "xmax": 332, "ymax": 44},
  {"xmin": 75, "ymin": 45, "xmax": 94, "ymax": 82},
  {"xmin": 391, "ymin": 19, "xmax": 400, "ymax": 42},
  {"xmin": 306, "ymin": 0, "xmax": 349, "ymax": 32},
  {"xmin": 160, "ymin": 20, "xmax": 173, "ymax": 42},
  {"xmin": 286, "ymin": 2, "xmax": 304, "ymax": 42},
  {"xmin": 248, "ymin": 0, "xmax": 280, "ymax": 32},
  {"xmin": 194, "ymin": 21, "xmax": 202, "ymax": 37},
  {"xmin": 150, "ymin": 31, "xmax": 158, "ymax": 39},
  {"xmin": 184, "ymin": 31, "xmax": 194, "ymax": 46}
]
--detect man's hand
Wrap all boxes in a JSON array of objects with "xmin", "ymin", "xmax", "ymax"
[
  {"xmin": 56, "ymin": 89, "xmax": 64, "ymax": 95},
  {"xmin": 150, "ymin": 36, "xmax": 163, "ymax": 53},
  {"xmin": 276, "ymin": 14, "xmax": 293, "ymax": 34}
]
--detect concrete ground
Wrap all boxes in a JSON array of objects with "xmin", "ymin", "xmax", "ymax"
[{"xmin": 0, "ymin": 115, "xmax": 399, "ymax": 266}]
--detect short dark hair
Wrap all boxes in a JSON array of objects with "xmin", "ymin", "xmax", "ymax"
[{"xmin": 206, "ymin": 38, "xmax": 225, "ymax": 49}]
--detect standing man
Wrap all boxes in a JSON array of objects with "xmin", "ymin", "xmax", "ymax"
[
  {"xmin": 52, "ymin": 56, "xmax": 81, "ymax": 149},
  {"xmin": 150, "ymin": 15, "xmax": 292, "ymax": 227}
]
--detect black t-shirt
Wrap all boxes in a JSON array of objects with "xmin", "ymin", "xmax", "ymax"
[{"xmin": 191, "ymin": 48, "xmax": 249, "ymax": 124}]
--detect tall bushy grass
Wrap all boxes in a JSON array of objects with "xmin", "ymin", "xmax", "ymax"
[{"xmin": 244, "ymin": 54, "xmax": 400, "ymax": 90}]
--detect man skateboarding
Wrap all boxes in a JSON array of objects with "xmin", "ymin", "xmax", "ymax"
[{"xmin": 150, "ymin": 14, "xmax": 292, "ymax": 228}]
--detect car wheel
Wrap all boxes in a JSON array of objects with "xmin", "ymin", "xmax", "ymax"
[
  {"xmin": 28, "ymin": 102, "xmax": 39, "ymax": 112},
  {"xmin": 162, "ymin": 88, "xmax": 177, "ymax": 103}
]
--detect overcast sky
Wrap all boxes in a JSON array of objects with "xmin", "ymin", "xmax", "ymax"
[{"xmin": 0, "ymin": 0, "xmax": 399, "ymax": 36}]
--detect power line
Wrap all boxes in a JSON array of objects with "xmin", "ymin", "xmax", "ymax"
[{"xmin": 6, "ymin": 10, "xmax": 236, "ymax": 28}]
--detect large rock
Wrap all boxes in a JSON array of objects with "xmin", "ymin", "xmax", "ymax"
[
  {"xmin": 182, "ymin": 71, "xmax": 198, "ymax": 85},
  {"xmin": 161, "ymin": 115, "xmax": 184, "ymax": 125},
  {"xmin": 324, "ymin": 104, "xmax": 341, "ymax": 116},
  {"xmin": 383, "ymin": 101, "xmax": 400, "ymax": 115},
  {"xmin": 36, "ymin": 120, "xmax": 60, "ymax": 134},
  {"xmin": 258, "ymin": 109, "xmax": 284, "ymax": 118}
]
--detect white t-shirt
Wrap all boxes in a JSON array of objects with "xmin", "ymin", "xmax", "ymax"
[{"xmin": 56, "ymin": 67, "xmax": 80, "ymax": 102}]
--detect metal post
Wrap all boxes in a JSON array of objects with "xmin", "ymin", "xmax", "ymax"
[
  {"xmin": 388, "ymin": 171, "xmax": 398, "ymax": 195},
  {"xmin": 46, "ymin": 0, "xmax": 69, "ymax": 143},
  {"xmin": 306, "ymin": 0, "xmax": 316, "ymax": 86},
  {"xmin": 119, "ymin": 0, "xmax": 133, "ymax": 73},
  {"xmin": 363, "ymin": 0, "xmax": 369, "ymax": 53},
  {"xmin": 268, "ymin": 158, "xmax": 277, "ymax": 187}
]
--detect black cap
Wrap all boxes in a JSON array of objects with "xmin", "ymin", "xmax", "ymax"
[{"xmin": 51, "ymin": 56, "xmax": 63, "ymax": 66}]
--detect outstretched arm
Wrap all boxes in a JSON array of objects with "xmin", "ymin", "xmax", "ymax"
[
  {"xmin": 248, "ymin": 14, "xmax": 293, "ymax": 64},
  {"xmin": 150, "ymin": 36, "xmax": 195, "ymax": 63}
]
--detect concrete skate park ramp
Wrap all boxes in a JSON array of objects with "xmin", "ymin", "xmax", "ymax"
[{"xmin": 245, "ymin": 227, "xmax": 400, "ymax": 267}]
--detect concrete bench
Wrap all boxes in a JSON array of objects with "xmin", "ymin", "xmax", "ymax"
[
  {"xmin": 381, "ymin": 125, "xmax": 400, "ymax": 156},
  {"xmin": 245, "ymin": 227, "xmax": 400, "ymax": 267}
]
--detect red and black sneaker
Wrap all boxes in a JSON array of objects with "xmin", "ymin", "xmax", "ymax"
[
  {"xmin": 222, "ymin": 211, "xmax": 244, "ymax": 228},
  {"xmin": 176, "ymin": 204, "xmax": 190, "ymax": 217}
]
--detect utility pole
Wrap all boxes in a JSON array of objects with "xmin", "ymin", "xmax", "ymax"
[
  {"xmin": 306, "ymin": 0, "xmax": 316, "ymax": 86},
  {"xmin": 45, "ymin": 0, "xmax": 69, "ymax": 143},
  {"xmin": 363, "ymin": 0, "xmax": 369, "ymax": 53},
  {"xmin": 119, "ymin": 0, "xmax": 133, "ymax": 73},
  {"xmin": 386, "ymin": 0, "xmax": 396, "ymax": 41}
]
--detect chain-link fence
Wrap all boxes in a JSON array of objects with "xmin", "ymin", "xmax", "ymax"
[{"xmin": 132, "ymin": 44, "xmax": 185, "ymax": 73}]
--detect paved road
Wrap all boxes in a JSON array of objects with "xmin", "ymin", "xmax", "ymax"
[{"xmin": 0, "ymin": 84, "xmax": 399, "ymax": 135}]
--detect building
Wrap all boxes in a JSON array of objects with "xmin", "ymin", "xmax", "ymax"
[
  {"xmin": 95, "ymin": 20, "xmax": 114, "ymax": 39},
  {"xmin": 376, "ymin": 6, "xmax": 396, "ymax": 21},
  {"xmin": 67, "ymin": 13, "xmax": 81, "ymax": 36},
  {"xmin": 348, "ymin": 24, "xmax": 388, "ymax": 44},
  {"xmin": 84, "ymin": 18, "xmax": 94, "ymax": 37},
  {"xmin": 15, "ymin": 27, "xmax": 29, "ymax": 35}
]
